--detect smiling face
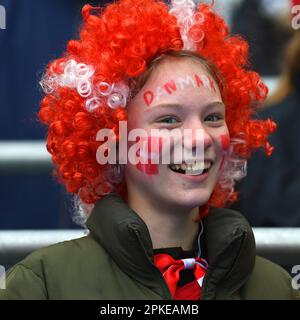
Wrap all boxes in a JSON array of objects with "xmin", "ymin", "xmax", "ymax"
[{"xmin": 125, "ymin": 56, "xmax": 229, "ymax": 212}]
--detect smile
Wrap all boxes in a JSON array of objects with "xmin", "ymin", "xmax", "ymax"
[{"xmin": 168, "ymin": 160, "xmax": 213, "ymax": 176}]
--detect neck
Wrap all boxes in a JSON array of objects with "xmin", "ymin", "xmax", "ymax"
[{"xmin": 127, "ymin": 189, "xmax": 199, "ymax": 251}]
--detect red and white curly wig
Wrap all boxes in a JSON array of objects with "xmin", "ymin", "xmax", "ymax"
[{"xmin": 38, "ymin": 0, "xmax": 276, "ymax": 221}]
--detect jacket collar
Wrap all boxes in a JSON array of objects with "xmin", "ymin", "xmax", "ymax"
[
  {"xmin": 86, "ymin": 193, "xmax": 256, "ymax": 299},
  {"xmin": 201, "ymin": 207, "xmax": 256, "ymax": 299}
]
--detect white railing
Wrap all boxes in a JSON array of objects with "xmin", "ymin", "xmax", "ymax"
[
  {"xmin": 0, "ymin": 141, "xmax": 51, "ymax": 174},
  {"xmin": 0, "ymin": 229, "xmax": 299, "ymax": 268}
]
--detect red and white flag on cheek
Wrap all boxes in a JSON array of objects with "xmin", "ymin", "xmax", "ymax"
[{"xmin": 136, "ymin": 136, "xmax": 164, "ymax": 175}]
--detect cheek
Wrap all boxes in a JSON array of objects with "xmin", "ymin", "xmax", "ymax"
[
  {"xmin": 127, "ymin": 115, "xmax": 141, "ymax": 132},
  {"xmin": 219, "ymin": 154, "xmax": 226, "ymax": 171},
  {"xmin": 126, "ymin": 101, "xmax": 146, "ymax": 131}
]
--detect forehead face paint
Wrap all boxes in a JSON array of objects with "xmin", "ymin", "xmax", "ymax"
[
  {"xmin": 143, "ymin": 90, "xmax": 154, "ymax": 107},
  {"xmin": 163, "ymin": 80, "xmax": 177, "ymax": 94},
  {"xmin": 142, "ymin": 73, "xmax": 217, "ymax": 107},
  {"xmin": 195, "ymin": 74, "xmax": 217, "ymax": 92}
]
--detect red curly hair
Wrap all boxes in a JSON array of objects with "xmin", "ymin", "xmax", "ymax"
[{"xmin": 39, "ymin": 0, "xmax": 276, "ymax": 215}]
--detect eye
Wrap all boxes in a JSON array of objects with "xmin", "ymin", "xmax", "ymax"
[
  {"xmin": 204, "ymin": 113, "xmax": 224, "ymax": 122},
  {"xmin": 156, "ymin": 116, "xmax": 180, "ymax": 124}
]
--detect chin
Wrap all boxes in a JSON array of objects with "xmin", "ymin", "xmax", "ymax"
[{"xmin": 167, "ymin": 188, "xmax": 213, "ymax": 210}]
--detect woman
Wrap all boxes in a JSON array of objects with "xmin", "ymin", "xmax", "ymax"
[{"xmin": 0, "ymin": 0, "xmax": 297, "ymax": 300}]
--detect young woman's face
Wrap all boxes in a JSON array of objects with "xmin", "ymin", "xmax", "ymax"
[{"xmin": 125, "ymin": 57, "xmax": 229, "ymax": 210}]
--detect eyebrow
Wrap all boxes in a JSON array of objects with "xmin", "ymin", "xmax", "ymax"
[{"xmin": 144, "ymin": 101, "xmax": 225, "ymax": 112}]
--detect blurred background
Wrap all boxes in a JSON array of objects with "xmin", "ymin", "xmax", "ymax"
[
  {"xmin": 0, "ymin": 0, "xmax": 106, "ymax": 229},
  {"xmin": 0, "ymin": 0, "xmax": 300, "ymax": 230}
]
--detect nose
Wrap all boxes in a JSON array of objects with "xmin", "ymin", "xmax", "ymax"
[
  {"xmin": 179, "ymin": 120, "xmax": 213, "ymax": 163},
  {"xmin": 192, "ymin": 128, "xmax": 213, "ymax": 151},
  {"xmin": 186, "ymin": 120, "xmax": 213, "ymax": 151}
]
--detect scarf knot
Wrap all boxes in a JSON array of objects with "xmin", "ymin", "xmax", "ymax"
[{"xmin": 154, "ymin": 253, "xmax": 208, "ymax": 300}]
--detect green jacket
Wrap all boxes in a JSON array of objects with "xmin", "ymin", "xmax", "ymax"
[{"xmin": 0, "ymin": 194, "xmax": 298, "ymax": 300}]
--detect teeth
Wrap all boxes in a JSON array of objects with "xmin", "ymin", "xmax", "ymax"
[{"xmin": 170, "ymin": 161, "xmax": 212, "ymax": 174}]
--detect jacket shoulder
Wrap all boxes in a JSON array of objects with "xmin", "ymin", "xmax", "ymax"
[
  {"xmin": 240, "ymin": 256, "xmax": 299, "ymax": 300},
  {"xmin": 10, "ymin": 234, "xmax": 105, "ymax": 274},
  {"xmin": 20, "ymin": 234, "xmax": 106, "ymax": 271},
  {"xmin": 0, "ymin": 234, "xmax": 107, "ymax": 300}
]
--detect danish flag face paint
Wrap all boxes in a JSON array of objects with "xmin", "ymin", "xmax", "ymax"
[
  {"xmin": 136, "ymin": 136, "xmax": 164, "ymax": 175},
  {"xmin": 136, "ymin": 162, "xmax": 159, "ymax": 175},
  {"xmin": 219, "ymin": 134, "xmax": 230, "ymax": 171},
  {"xmin": 220, "ymin": 134, "xmax": 230, "ymax": 151}
]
